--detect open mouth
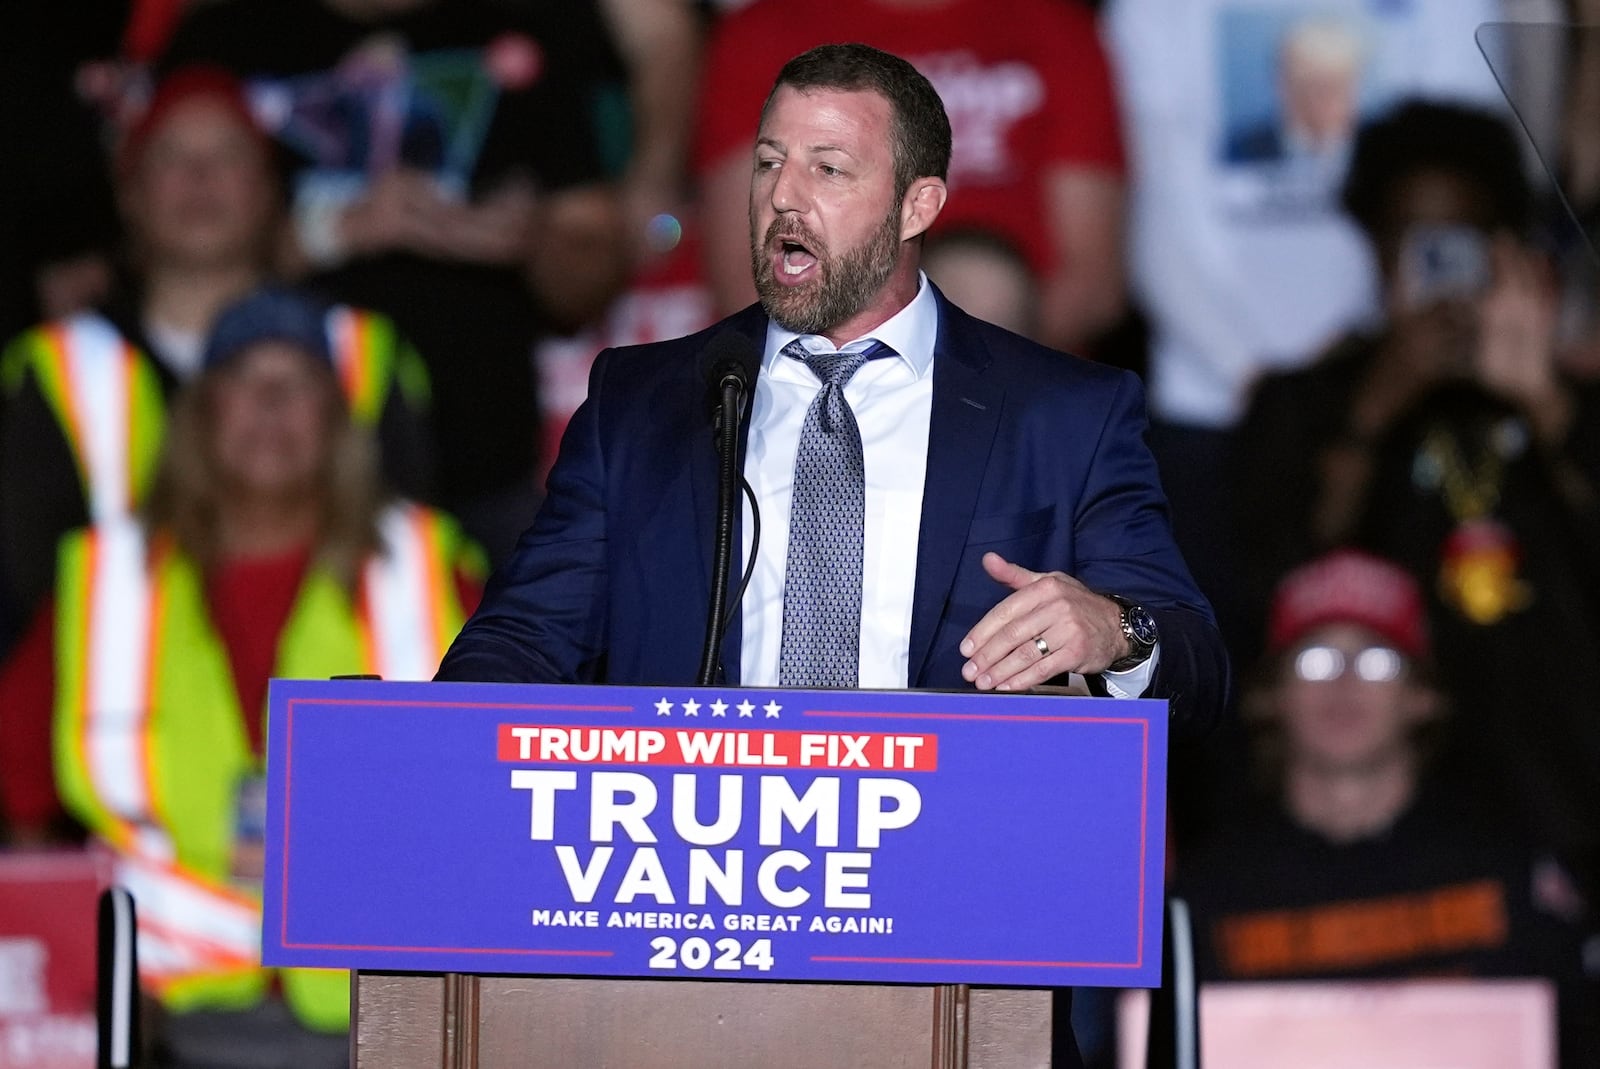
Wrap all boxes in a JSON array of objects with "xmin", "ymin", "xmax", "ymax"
[{"xmin": 773, "ymin": 237, "xmax": 819, "ymax": 283}]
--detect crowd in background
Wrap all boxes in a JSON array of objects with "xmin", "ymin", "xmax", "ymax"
[{"xmin": 1, "ymin": 0, "xmax": 1599, "ymax": 1065}]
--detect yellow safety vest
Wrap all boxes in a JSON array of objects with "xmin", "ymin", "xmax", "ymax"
[
  {"xmin": 1, "ymin": 306, "xmax": 430, "ymax": 522},
  {"xmin": 52, "ymin": 503, "xmax": 478, "ymax": 1031}
]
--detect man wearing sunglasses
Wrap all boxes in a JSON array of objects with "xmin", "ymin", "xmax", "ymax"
[{"xmin": 1171, "ymin": 548, "xmax": 1595, "ymax": 1063}]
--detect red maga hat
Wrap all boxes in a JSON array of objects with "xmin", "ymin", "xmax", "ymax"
[{"xmin": 1268, "ymin": 548, "xmax": 1429, "ymax": 659}]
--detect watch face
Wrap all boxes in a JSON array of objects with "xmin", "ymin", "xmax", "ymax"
[{"xmin": 1128, "ymin": 606, "xmax": 1159, "ymax": 647}]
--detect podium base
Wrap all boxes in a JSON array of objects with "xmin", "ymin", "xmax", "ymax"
[{"xmin": 354, "ymin": 971, "xmax": 1052, "ymax": 1068}]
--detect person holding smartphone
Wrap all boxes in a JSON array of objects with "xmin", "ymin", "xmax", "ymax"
[{"xmin": 1227, "ymin": 99, "xmax": 1600, "ymax": 906}]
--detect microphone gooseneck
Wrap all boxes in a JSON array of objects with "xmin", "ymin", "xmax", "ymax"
[{"xmin": 697, "ymin": 333, "xmax": 761, "ymax": 686}]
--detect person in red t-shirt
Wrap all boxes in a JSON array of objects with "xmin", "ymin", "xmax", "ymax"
[{"xmin": 692, "ymin": 0, "xmax": 1127, "ymax": 352}]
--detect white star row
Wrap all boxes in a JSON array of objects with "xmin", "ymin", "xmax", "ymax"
[{"xmin": 653, "ymin": 697, "xmax": 782, "ymax": 718}]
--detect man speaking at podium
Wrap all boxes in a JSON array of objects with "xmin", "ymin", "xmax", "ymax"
[
  {"xmin": 438, "ymin": 43, "xmax": 1225, "ymax": 741},
  {"xmin": 438, "ymin": 41, "xmax": 1227, "ymax": 1067}
]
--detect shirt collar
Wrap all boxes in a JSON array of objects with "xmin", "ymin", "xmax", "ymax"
[{"xmin": 761, "ymin": 272, "xmax": 938, "ymax": 380}]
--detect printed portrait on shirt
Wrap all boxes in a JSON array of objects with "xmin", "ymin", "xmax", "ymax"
[{"xmin": 1215, "ymin": 5, "xmax": 1416, "ymax": 219}]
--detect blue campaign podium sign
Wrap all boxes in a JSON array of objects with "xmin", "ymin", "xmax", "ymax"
[{"xmin": 261, "ymin": 679, "xmax": 1167, "ymax": 988}]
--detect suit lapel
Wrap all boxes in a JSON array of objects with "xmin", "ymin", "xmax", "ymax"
[
  {"xmin": 907, "ymin": 295, "xmax": 1003, "ymax": 685},
  {"xmin": 686, "ymin": 306, "xmax": 769, "ymax": 684}
]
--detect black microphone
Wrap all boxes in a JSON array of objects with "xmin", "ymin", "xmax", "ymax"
[
  {"xmin": 696, "ymin": 332, "xmax": 760, "ymax": 686},
  {"xmin": 699, "ymin": 330, "xmax": 761, "ymax": 429}
]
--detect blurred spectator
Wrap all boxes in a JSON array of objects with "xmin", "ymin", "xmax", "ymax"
[
  {"xmin": 533, "ymin": 220, "xmax": 715, "ymax": 487},
  {"xmin": 923, "ymin": 227, "xmax": 1040, "ymax": 340},
  {"xmin": 160, "ymin": 0, "xmax": 633, "ymax": 563},
  {"xmin": 1232, "ymin": 102, "xmax": 1600, "ymax": 882},
  {"xmin": 0, "ymin": 66, "xmax": 434, "ymax": 659},
  {"xmin": 1175, "ymin": 549, "xmax": 1596, "ymax": 1065},
  {"xmin": 596, "ymin": 0, "xmax": 708, "ymax": 269},
  {"xmin": 692, "ymin": 0, "xmax": 1127, "ymax": 353},
  {"xmin": 530, "ymin": 0, "xmax": 714, "ymax": 479},
  {"xmin": 1234, "ymin": 102, "xmax": 1554, "ymax": 629},
  {"xmin": 1103, "ymin": 0, "xmax": 1514, "ymax": 644},
  {"xmin": 0, "ymin": 288, "xmax": 481, "ymax": 1064}
]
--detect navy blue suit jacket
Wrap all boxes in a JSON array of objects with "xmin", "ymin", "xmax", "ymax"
[{"xmin": 437, "ymin": 291, "xmax": 1228, "ymax": 735}]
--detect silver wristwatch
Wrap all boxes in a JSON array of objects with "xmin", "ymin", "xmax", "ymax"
[{"xmin": 1104, "ymin": 594, "xmax": 1158, "ymax": 672}]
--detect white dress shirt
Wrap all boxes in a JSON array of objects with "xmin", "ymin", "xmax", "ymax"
[{"xmin": 739, "ymin": 274, "xmax": 1156, "ymax": 694}]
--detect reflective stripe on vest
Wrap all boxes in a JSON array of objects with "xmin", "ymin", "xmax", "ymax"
[
  {"xmin": 362, "ymin": 505, "xmax": 453, "ymax": 680},
  {"xmin": 115, "ymin": 848, "xmax": 261, "ymax": 991},
  {"xmin": 31, "ymin": 315, "xmax": 153, "ymax": 521},
  {"xmin": 325, "ymin": 305, "xmax": 388, "ymax": 426},
  {"xmin": 63, "ymin": 520, "xmax": 261, "ymax": 983},
  {"xmin": 78, "ymin": 520, "xmax": 159, "ymax": 822}
]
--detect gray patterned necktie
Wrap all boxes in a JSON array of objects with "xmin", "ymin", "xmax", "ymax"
[{"xmin": 777, "ymin": 338, "xmax": 894, "ymax": 688}]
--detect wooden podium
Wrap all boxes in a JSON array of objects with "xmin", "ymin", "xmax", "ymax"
[
  {"xmin": 261, "ymin": 679, "xmax": 1168, "ymax": 1069},
  {"xmin": 351, "ymin": 973, "xmax": 1050, "ymax": 1068}
]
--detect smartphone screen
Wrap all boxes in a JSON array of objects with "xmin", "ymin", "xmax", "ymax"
[{"xmin": 1397, "ymin": 224, "xmax": 1491, "ymax": 310}]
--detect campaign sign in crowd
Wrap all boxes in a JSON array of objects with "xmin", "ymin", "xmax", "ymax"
[{"xmin": 261, "ymin": 679, "xmax": 1168, "ymax": 988}]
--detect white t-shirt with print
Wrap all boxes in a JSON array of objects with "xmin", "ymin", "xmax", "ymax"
[{"xmin": 1105, "ymin": 0, "xmax": 1514, "ymax": 429}]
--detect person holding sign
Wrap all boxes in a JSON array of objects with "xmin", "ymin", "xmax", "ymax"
[{"xmin": 434, "ymin": 42, "xmax": 1225, "ymax": 1067}]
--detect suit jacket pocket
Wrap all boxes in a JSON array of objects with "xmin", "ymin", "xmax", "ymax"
[{"xmin": 963, "ymin": 505, "xmax": 1058, "ymax": 547}]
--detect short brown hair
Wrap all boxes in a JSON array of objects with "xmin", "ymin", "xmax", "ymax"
[{"xmin": 763, "ymin": 43, "xmax": 952, "ymax": 204}]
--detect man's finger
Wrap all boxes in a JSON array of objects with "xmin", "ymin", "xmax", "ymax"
[
  {"xmin": 960, "ymin": 576, "xmax": 1056, "ymax": 658},
  {"xmin": 982, "ymin": 551, "xmax": 1042, "ymax": 591},
  {"xmin": 980, "ymin": 641, "xmax": 1065, "ymax": 693},
  {"xmin": 962, "ymin": 602, "xmax": 1061, "ymax": 688}
]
